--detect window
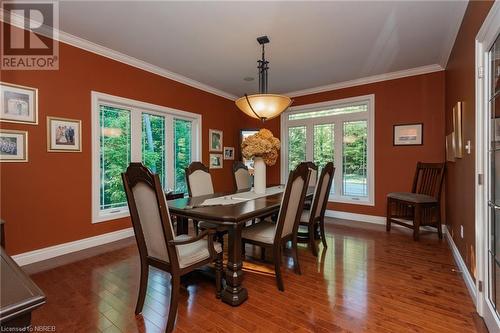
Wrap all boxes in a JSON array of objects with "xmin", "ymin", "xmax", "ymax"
[
  {"xmin": 92, "ymin": 92, "xmax": 201, "ymax": 223},
  {"xmin": 281, "ymin": 95, "xmax": 374, "ymax": 205}
]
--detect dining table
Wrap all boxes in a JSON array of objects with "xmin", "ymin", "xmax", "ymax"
[{"xmin": 167, "ymin": 185, "xmax": 314, "ymax": 306}]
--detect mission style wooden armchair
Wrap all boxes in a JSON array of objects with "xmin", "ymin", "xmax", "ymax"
[
  {"xmin": 386, "ymin": 162, "xmax": 446, "ymax": 241},
  {"xmin": 241, "ymin": 163, "xmax": 311, "ymax": 291},
  {"xmin": 299, "ymin": 162, "xmax": 335, "ymax": 256},
  {"xmin": 122, "ymin": 163, "xmax": 223, "ymax": 333},
  {"xmin": 233, "ymin": 161, "xmax": 252, "ymax": 191}
]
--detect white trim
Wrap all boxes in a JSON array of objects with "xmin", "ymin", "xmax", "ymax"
[
  {"xmin": 0, "ymin": 8, "xmax": 237, "ymax": 101},
  {"xmin": 475, "ymin": 2, "xmax": 500, "ymax": 330},
  {"xmin": 12, "ymin": 228, "xmax": 134, "ymax": 266},
  {"xmin": 325, "ymin": 210, "xmax": 385, "ymax": 225},
  {"xmin": 445, "ymin": 228, "xmax": 477, "ymax": 305},
  {"xmin": 281, "ymin": 94, "xmax": 375, "ymax": 206},
  {"xmin": 285, "ymin": 64, "xmax": 443, "ymax": 98},
  {"xmin": 91, "ymin": 91, "xmax": 202, "ymax": 223}
]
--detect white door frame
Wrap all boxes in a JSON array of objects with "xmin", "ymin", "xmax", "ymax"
[{"xmin": 475, "ymin": 2, "xmax": 500, "ymax": 331}]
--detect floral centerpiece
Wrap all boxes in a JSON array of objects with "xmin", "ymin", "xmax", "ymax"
[{"xmin": 241, "ymin": 129, "xmax": 280, "ymax": 194}]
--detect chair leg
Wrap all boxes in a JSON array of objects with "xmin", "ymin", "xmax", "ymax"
[
  {"xmin": 273, "ymin": 247, "xmax": 284, "ymax": 291},
  {"xmin": 135, "ymin": 262, "xmax": 149, "ymax": 315},
  {"xmin": 166, "ymin": 274, "xmax": 180, "ymax": 333},
  {"xmin": 437, "ymin": 223, "xmax": 443, "ymax": 240},
  {"xmin": 215, "ymin": 252, "xmax": 223, "ymax": 298},
  {"xmin": 308, "ymin": 223, "xmax": 318, "ymax": 257},
  {"xmin": 261, "ymin": 247, "xmax": 266, "ymax": 261},
  {"xmin": 241, "ymin": 240, "xmax": 246, "ymax": 259},
  {"xmin": 413, "ymin": 206, "xmax": 421, "ymax": 241},
  {"xmin": 291, "ymin": 238, "xmax": 301, "ymax": 275},
  {"xmin": 386, "ymin": 199, "xmax": 392, "ymax": 232},
  {"xmin": 193, "ymin": 220, "xmax": 199, "ymax": 235},
  {"xmin": 319, "ymin": 217, "xmax": 328, "ymax": 250}
]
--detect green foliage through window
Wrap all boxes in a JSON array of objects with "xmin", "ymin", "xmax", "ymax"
[
  {"xmin": 288, "ymin": 126, "xmax": 306, "ymax": 172},
  {"xmin": 174, "ymin": 119, "xmax": 192, "ymax": 193},
  {"xmin": 142, "ymin": 113, "xmax": 166, "ymax": 186},
  {"xmin": 343, "ymin": 121, "xmax": 367, "ymax": 197},
  {"xmin": 100, "ymin": 105, "xmax": 131, "ymax": 210}
]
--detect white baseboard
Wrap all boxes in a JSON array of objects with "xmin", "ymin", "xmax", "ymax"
[
  {"xmin": 325, "ymin": 210, "xmax": 386, "ymax": 225},
  {"xmin": 444, "ymin": 228, "xmax": 477, "ymax": 305},
  {"xmin": 12, "ymin": 227, "xmax": 134, "ymax": 266}
]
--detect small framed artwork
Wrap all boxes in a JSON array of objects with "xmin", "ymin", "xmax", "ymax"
[
  {"xmin": 224, "ymin": 147, "xmax": 235, "ymax": 160},
  {"xmin": 446, "ymin": 133, "xmax": 455, "ymax": 162},
  {"xmin": 453, "ymin": 102, "xmax": 463, "ymax": 158},
  {"xmin": 209, "ymin": 129, "xmax": 223, "ymax": 152},
  {"xmin": 209, "ymin": 153, "xmax": 223, "ymax": 169},
  {"xmin": 47, "ymin": 116, "xmax": 82, "ymax": 152},
  {"xmin": 0, "ymin": 82, "xmax": 38, "ymax": 125},
  {"xmin": 0, "ymin": 129, "xmax": 28, "ymax": 162},
  {"xmin": 393, "ymin": 123, "xmax": 423, "ymax": 146}
]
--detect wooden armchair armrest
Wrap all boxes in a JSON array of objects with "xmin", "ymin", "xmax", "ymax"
[{"xmin": 168, "ymin": 229, "xmax": 215, "ymax": 246}]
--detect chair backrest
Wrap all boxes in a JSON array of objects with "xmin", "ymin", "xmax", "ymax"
[
  {"xmin": 411, "ymin": 162, "xmax": 446, "ymax": 199},
  {"xmin": 309, "ymin": 162, "xmax": 335, "ymax": 222},
  {"xmin": 274, "ymin": 163, "xmax": 311, "ymax": 242},
  {"xmin": 304, "ymin": 161, "xmax": 318, "ymax": 187},
  {"xmin": 233, "ymin": 161, "xmax": 252, "ymax": 191},
  {"xmin": 122, "ymin": 163, "xmax": 178, "ymax": 267},
  {"xmin": 185, "ymin": 162, "xmax": 214, "ymax": 197}
]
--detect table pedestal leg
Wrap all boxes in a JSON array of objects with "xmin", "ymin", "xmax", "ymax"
[
  {"xmin": 221, "ymin": 224, "xmax": 248, "ymax": 306},
  {"xmin": 176, "ymin": 216, "xmax": 189, "ymax": 235}
]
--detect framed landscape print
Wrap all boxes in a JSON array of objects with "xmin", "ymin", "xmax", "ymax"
[
  {"xmin": 47, "ymin": 116, "xmax": 82, "ymax": 152},
  {"xmin": 0, "ymin": 129, "xmax": 28, "ymax": 162},
  {"xmin": 393, "ymin": 123, "xmax": 423, "ymax": 146},
  {"xmin": 209, "ymin": 153, "xmax": 223, "ymax": 169},
  {"xmin": 224, "ymin": 147, "xmax": 234, "ymax": 160},
  {"xmin": 446, "ymin": 133, "xmax": 455, "ymax": 162},
  {"xmin": 0, "ymin": 82, "xmax": 38, "ymax": 125},
  {"xmin": 209, "ymin": 129, "xmax": 223, "ymax": 152}
]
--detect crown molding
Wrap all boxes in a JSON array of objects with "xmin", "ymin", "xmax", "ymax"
[
  {"xmin": 0, "ymin": 8, "xmax": 238, "ymax": 101},
  {"xmin": 285, "ymin": 64, "xmax": 444, "ymax": 98}
]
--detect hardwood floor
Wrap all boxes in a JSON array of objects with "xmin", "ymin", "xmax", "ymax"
[{"xmin": 27, "ymin": 219, "xmax": 480, "ymax": 332}]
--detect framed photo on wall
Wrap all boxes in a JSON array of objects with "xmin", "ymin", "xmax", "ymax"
[
  {"xmin": 0, "ymin": 129, "xmax": 28, "ymax": 162},
  {"xmin": 0, "ymin": 82, "xmax": 38, "ymax": 125},
  {"xmin": 209, "ymin": 153, "xmax": 223, "ymax": 169},
  {"xmin": 393, "ymin": 123, "xmax": 423, "ymax": 146},
  {"xmin": 47, "ymin": 116, "xmax": 82, "ymax": 152},
  {"xmin": 224, "ymin": 147, "xmax": 235, "ymax": 160},
  {"xmin": 209, "ymin": 129, "xmax": 223, "ymax": 152},
  {"xmin": 446, "ymin": 133, "xmax": 455, "ymax": 162}
]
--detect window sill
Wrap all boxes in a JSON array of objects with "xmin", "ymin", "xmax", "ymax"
[
  {"xmin": 92, "ymin": 210, "xmax": 130, "ymax": 224},
  {"xmin": 328, "ymin": 196, "xmax": 375, "ymax": 206}
]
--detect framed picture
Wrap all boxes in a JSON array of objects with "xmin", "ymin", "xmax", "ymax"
[
  {"xmin": 446, "ymin": 133, "xmax": 455, "ymax": 162},
  {"xmin": 209, "ymin": 129, "xmax": 223, "ymax": 152},
  {"xmin": 240, "ymin": 129, "xmax": 259, "ymax": 170},
  {"xmin": 393, "ymin": 123, "xmax": 423, "ymax": 146},
  {"xmin": 0, "ymin": 82, "xmax": 38, "ymax": 125},
  {"xmin": 0, "ymin": 129, "xmax": 28, "ymax": 162},
  {"xmin": 453, "ymin": 102, "xmax": 463, "ymax": 158},
  {"xmin": 209, "ymin": 153, "xmax": 223, "ymax": 169},
  {"xmin": 47, "ymin": 116, "xmax": 82, "ymax": 152},
  {"xmin": 224, "ymin": 147, "xmax": 235, "ymax": 160}
]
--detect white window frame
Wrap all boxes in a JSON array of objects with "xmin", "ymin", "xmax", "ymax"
[
  {"xmin": 91, "ymin": 91, "xmax": 202, "ymax": 223},
  {"xmin": 280, "ymin": 94, "xmax": 375, "ymax": 206}
]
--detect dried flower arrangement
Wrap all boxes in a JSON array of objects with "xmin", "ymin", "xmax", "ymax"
[{"xmin": 241, "ymin": 128, "xmax": 281, "ymax": 166}]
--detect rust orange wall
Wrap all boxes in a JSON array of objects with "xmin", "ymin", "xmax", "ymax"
[
  {"xmin": 0, "ymin": 37, "xmax": 241, "ymax": 255},
  {"xmin": 445, "ymin": 0, "xmax": 493, "ymax": 280},
  {"xmin": 240, "ymin": 72, "xmax": 446, "ymax": 217}
]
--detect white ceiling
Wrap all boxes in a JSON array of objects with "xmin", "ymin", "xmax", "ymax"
[{"xmin": 56, "ymin": 1, "xmax": 468, "ymax": 98}]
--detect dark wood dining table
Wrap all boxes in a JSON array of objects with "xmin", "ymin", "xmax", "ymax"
[{"xmin": 167, "ymin": 186, "xmax": 314, "ymax": 306}]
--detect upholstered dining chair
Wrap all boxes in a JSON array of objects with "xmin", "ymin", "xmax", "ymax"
[
  {"xmin": 233, "ymin": 161, "xmax": 252, "ymax": 191},
  {"xmin": 241, "ymin": 163, "xmax": 311, "ymax": 291},
  {"xmin": 122, "ymin": 163, "xmax": 223, "ymax": 333},
  {"xmin": 185, "ymin": 162, "xmax": 226, "ymax": 245},
  {"xmin": 303, "ymin": 162, "xmax": 318, "ymax": 209},
  {"xmin": 386, "ymin": 162, "xmax": 446, "ymax": 241},
  {"xmin": 299, "ymin": 162, "xmax": 335, "ymax": 256}
]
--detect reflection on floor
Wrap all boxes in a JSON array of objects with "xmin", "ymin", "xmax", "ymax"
[{"xmin": 27, "ymin": 219, "xmax": 480, "ymax": 332}]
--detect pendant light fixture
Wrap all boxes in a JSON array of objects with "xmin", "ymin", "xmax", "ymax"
[{"xmin": 235, "ymin": 36, "xmax": 292, "ymax": 122}]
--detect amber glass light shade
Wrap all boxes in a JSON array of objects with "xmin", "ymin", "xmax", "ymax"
[{"xmin": 235, "ymin": 94, "xmax": 292, "ymax": 121}]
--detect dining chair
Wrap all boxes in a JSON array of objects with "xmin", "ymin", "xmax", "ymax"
[
  {"xmin": 386, "ymin": 162, "xmax": 446, "ymax": 241},
  {"xmin": 122, "ymin": 163, "xmax": 223, "ymax": 333},
  {"xmin": 299, "ymin": 162, "xmax": 335, "ymax": 256},
  {"xmin": 303, "ymin": 162, "xmax": 318, "ymax": 209},
  {"xmin": 233, "ymin": 161, "xmax": 252, "ymax": 191},
  {"xmin": 185, "ymin": 162, "xmax": 226, "ymax": 245},
  {"xmin": 241, "ymin": 162, "xmax": 311, "ymax": 291}
]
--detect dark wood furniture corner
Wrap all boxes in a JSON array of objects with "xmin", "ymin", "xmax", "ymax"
[{"xmin": 0, "ymin": 248, "xmax": 46, "ymax": 330}]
